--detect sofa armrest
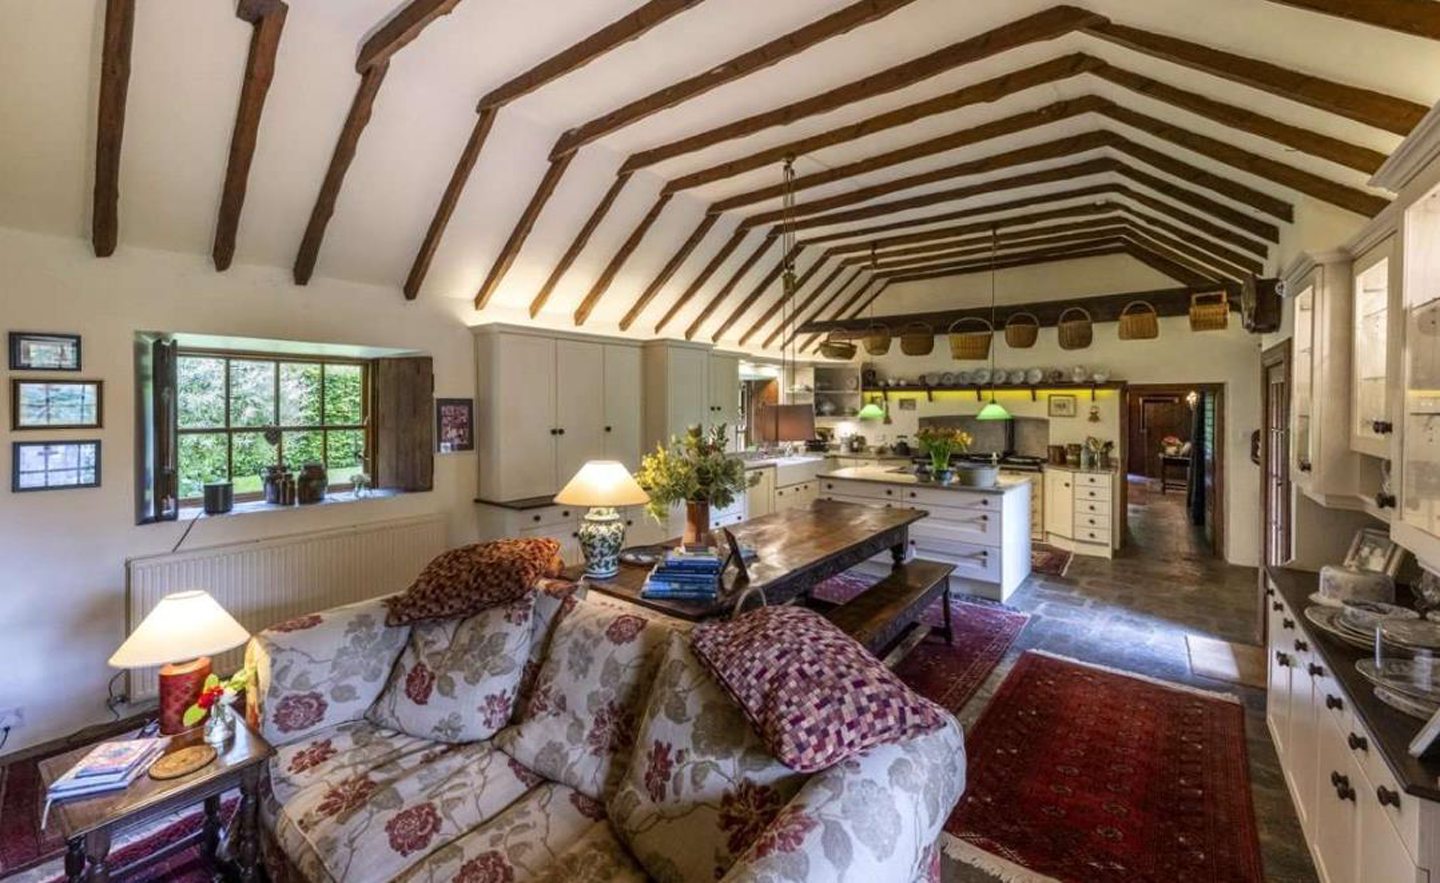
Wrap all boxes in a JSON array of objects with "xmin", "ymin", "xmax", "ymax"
[
  {"xmin": 720, "ymin": 715, "xmax": 965, "ymax": 883},
  {"xmin": 245, "ymin": 596, "xmax": 410, "ymax": 747}
]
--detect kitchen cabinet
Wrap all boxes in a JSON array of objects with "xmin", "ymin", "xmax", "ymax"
[
  {"xmin": 1044, "ymin": 470, "xmax": 1073, "ymax": 538},
  {"xmin": 746, "ymin": 467, "xmax": 776, "ymax": 519},
  {"xmin": 1350, "ymin": 240, "xmax": 1396, "ymax": 459},
  {"xmin": 1397, "ymin": 183, "xmax": 1440, "ymax": 565},
  {"xmin": 1042, "ymin": 467, "xmax": 1121, "ymax": 558},
  {"xmin": 475, "ymin": 325, "xmax": 641, "ymax": 503},
  {"xmin": 477, "ymin": 502, "xmax": 658, "ymax": 564},
  {"xmin": 708, "ymin": 352, "xmax": 741, "ymax": 434},
  {"xmin": 643, "ymin": 339, "xmax": 711, "ymax": 451}
]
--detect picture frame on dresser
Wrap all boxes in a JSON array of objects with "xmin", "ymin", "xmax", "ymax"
[
  {"xmin": 8, "ymin": 332, "xmax": 81, "ymax": 371},
  {"xmin": 1343, "ymin": 527, "xmax": 1406, "ymax": 577}
]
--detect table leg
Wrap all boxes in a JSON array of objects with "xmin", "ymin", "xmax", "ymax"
[
  {"xmin": 891, "ymin": 528, "xmax": 908, "ymax": 569},
  {"xmin": 236, "ymin": 767, "xmax": 261, "ymax": 883},
  {"xmin": 82, "ymin": 830, "xmax": 111, "ymax": 883},
  {"xmin": 64, "ymin": 838, "xmax": 84, "ymax": 883},
  {"xmin": 203, "ymin": 793, "xmax": 222, "ymax": 869},
  {"xmin": 940, "ymin": 582, "xmax": 955, "ymax": 645}
]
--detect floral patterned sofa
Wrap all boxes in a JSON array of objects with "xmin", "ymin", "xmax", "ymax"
[{"xmin": 245, "ymin": 580, "xmax": 966, "ymax": 883}]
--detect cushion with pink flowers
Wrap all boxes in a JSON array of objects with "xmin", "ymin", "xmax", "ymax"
[
  {"xmin": 383, "ymin": 538, "xmax": 563, "ymax": 626},
  {"xmin": 608, "ymin": 631, "xmax": 808, "ymax": 883},
  {"xmin": 367, "ymin": 595, "xmax": 534, "ymax": 742},
  {"xmin": 689, "ymin": 606, "xmax": 947, "ymax": 773}
]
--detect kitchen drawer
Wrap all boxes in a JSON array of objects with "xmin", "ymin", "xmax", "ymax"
[
  {"xmin": 519, "ymin": 504, "xmax": 580, "ymax": 529},
  {"xmin": 824, "ymin": 493, "xmax": 893, "ymax": 509},
  {"xmin": 1074, "ymin": 498, "xmax": 1109, "ymax": 518},
  {"xmin": 1073, "ymin": 525, "xmax": 1112, "ymax": 546},
  {"xmin": 1346, "ymin": 715, "xmax": 1423, "ymax": 864},
  {"xmin": 1075, "ymin": 483, "xmax": 1112, "ymax": 503},
  {"xmin": 909, "ymin": 509, "xmax": 1000, "ymax": 547},
  {"xmin": 821, "ymin": 479, "xmax": 888, "ymax": 500},
  {"xmin": 1074, "ymin": 472, "xmax": 1110, "ymax": 488},
  {"xmin": 1073, "ymin": 509, "xmax": 1111, "ymax": 532},
  {"xmin": 899, "ymin": 485, "xmax": 998, "ymax": 510},
  {"xmin": 909, "ymin": 536, "xmax": 1000, "ymax": 582}
]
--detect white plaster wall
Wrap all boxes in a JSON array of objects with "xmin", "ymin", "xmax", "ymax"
[{"xmin": 0, "ymin": 226, "xmax": 479, "ymax": 754}]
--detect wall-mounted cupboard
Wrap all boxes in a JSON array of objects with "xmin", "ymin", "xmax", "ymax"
[
  {"xmin": 1350, "ymin": 240, "xmax": 1397, "ymax": 460},
  {"xmin": 1396, "ymin": 183, "xmax": 1440, "ymax": 565}
]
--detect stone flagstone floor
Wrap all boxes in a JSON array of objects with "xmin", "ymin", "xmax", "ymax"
[{"xmin": 941, "ymin": 478, "xmax": 1317, "ymax": 883}]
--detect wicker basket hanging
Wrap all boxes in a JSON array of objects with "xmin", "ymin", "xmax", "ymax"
[
  {"xmin": 818, "ymin": 330, "xmax": 857, "ymax": 360},
  {"xmin": 1117, "ymin": 301, "xmax": 1159, "ymax": 340},
  {"xmin": 1003, "ymin": 312, "xmax": 1039, "ymax": 349},
  {"xmin": 862, "ymin": 323, "xmax": 891, "ymax": 356},
  {"xmin": 1057, "ymin": 307, "xmax": 1093, "ymax": 351},
  {"xmin": 898, "ymin": 322, "xmax": 935, "ymax": 356},
  {"xmin": 947, "ymin": 317, "xmax": 993, "ymax": 360},
  {"xmin": 1189, "ymin": 291, "xmax": 1230, "ymax": 332}
]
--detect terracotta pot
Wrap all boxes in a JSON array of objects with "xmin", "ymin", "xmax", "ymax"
[{"xmin": 684, "ymin": 501, "xmax": 711, "ymax": 546}]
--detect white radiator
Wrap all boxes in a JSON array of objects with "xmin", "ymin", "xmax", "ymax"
[{"xmin": 124, "ymin": 514, "xmax": 447, "ymax": 699}]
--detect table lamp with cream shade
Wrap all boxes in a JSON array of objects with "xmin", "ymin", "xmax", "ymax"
[
  {"xmin": 555, "ymin": 461, "xmax": 650, "ymax": 579},
  {"xmin": 109, "ymin": 590, "xmax": 250, "ymax": 735}
]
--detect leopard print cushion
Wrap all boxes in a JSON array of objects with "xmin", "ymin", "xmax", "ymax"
[{"xmin": 384, "ymin": 538, "xmax": 563, "ymax": 625}]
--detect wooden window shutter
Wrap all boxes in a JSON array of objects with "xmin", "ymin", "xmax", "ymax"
[
  {"xmin": 373, "ymin": 356, "xmax": 434, "ymax": 492},
  {"xmin": 135, "ymin": 334, "xmax": 179, "ymax": 524}
]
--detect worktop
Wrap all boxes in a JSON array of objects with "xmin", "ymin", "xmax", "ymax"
[{"xmin": 818, "ymin": 465, "xmax": 1032, "ymax": 494}]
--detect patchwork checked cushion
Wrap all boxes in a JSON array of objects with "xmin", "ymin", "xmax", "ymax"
[
  {"xmin": 609, "ymin": 631, "xmax": 809, "ymax": 883},
  {"xmin": 384, "ymin": 538, "xmax": 563, "ymax": 625},
  {"xmin": 690, "ymin": 606, "xmax": 947, "ymax": 773},
  {"xmin": 493, "ymin": 599, "xmax": 671, "ymax": 800},
  {"xmin": 366, "ymin": 595, "xmax": 534, "ymax": 742}
]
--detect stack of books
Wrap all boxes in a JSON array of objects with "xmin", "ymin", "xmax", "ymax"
[
  {"xmin": 642, "ymin": 547, "xmax": 724, "ymax": 600},
  {"xmin": 44, "ymin": 737, "xmax": 164, "ymax": 819}
]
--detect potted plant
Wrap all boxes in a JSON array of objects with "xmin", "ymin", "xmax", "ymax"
[
  {"xmin": 1161, "ymin": 434, "xmax": 1183, "ymax": 456},
  {"xmin": 915, "ymin": 427, "xmax": 974, "ymax": 485},
  {"xmin": 637, "ymin": 424, "xmax": 756, "ymax": 544}
]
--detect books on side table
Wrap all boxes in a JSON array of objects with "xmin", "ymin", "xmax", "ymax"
[
  {"xmin": 42, "ymin": 737, "xmax": 165, "ymax": 826},
  {"xmin": 640, "ymin": 544, "xmax": 756, "ymax": 601}
]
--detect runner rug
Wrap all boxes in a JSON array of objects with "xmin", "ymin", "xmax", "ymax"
[{"xmin": 944, "ymin": 650, "xmax": 1264, "ymax": 883}]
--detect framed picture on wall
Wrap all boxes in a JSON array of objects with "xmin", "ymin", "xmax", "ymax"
[
  {"xmin": 9, "ymin": 332, "xmax": 81, "ymax": 371},
  {"xmin": 1048, "ymin": 394, "xmax": 1077, "ymax": 418},
  {"xmin": 11, "ymin": 440, "xmax": 101, "ymax": 492},
  {"xmin": 436, "ymin": 398, "xmax": 474, "ymax": 452},
  {"xmin": 11, "ymin": 379, "xmax": 103, "ymax": 429}
]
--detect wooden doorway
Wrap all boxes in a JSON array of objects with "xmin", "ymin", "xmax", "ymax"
[
  {"xmin": 1259, "ymin": 342, "xmax": 1292, "ymax": 641},
  {"xmin": 1124, "ymin": 383, "xmax": 1226, "ymax": 559}
]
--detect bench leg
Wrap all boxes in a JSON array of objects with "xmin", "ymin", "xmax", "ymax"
[{"xmin": 939, "ymin": 582, "xmax": 954, "ymax": 645}]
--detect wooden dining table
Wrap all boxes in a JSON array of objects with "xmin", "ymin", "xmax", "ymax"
[{"xmin": 566, "ymin": 500, "xmax": 927, "ymax": 621}]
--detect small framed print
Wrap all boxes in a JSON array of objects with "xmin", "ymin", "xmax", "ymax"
[
  {"xmin": 11, "ymin": 379, "xmax": 103, "ymax": 430},
  {"xmin": 1343, "ymin": 527, "xmax": 1406, "ymax": 577},
  {"xmin": 9, "ymin": 332, "xmax": 81, "ymax": 371},
  {"xmin": 1048, "ymin": 394, "xmax": 1077, "ymax": 418},
  {"xmin": 435, "ymin": 398, "xmax": 474, "ymax": 452},
  {"xmin": 11, "ymin": 440, "xmax": 101, "ymax": 492}
]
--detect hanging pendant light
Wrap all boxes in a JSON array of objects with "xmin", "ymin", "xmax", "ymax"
[
  {"xmin": 858, "ymin": 396, "xmax": 885, "ymax": 421},
  {"xmin": 977, "ymin": 223, "xmax": 1012, "ymax": 421}
]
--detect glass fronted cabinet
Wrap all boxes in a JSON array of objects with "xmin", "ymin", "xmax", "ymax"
[
  {"xmin": 1351, "ymin": 244, "xmax": 1394, "ymax": 458},
  {"xmin": 1398, "ymin": 184, "xmax": 1440, "ymax": 562},
  {"xmin": 1293, "ymin": 283, "xmax": 1316, "ymax": 476}
]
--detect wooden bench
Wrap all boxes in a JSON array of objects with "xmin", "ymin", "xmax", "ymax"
[{"xmin": 821, "ymin": 559, "xmax": 955, "ymax": 660}]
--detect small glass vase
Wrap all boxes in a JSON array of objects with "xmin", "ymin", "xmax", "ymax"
[{"xmin": 204, "ymin": 702, "xmax": 236, "ymax": 746}]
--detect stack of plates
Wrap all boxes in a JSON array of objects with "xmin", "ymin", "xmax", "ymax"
[
  {"xmin": 1369, "ymin": 620, "xmax": 1440, "ymax": 719},
  {"xmin": 1305, "ymin": 601, "xmax": 1419, "ymax": 650}
]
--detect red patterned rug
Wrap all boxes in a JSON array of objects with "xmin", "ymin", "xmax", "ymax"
[
  {"xmin": 944, "ymin": 651, "xmax": 1264, "ymax": 883},
  {"xmin": 1031, "ymin": 543, "xmax": 1072, "ymax": 577},
  {"xmin": 811, "ymin": 571, "xmax": 1029, "ymax": 713}
]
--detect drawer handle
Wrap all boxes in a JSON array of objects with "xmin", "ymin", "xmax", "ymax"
[
  {"xmin": 1372, "ymin": 420, "xmax": 1394, "ymax": 435},
  {"xmin": 1332, "ymin": 773, "xmax": 1355, "ymax": 802},
  {"xmin": 1274, "ymin": 651, "xmax": 1291, "ymax": 668},
  {"xmin": 1377, "ymin": 786, "xmax": 1401, "ymax": 809},
  {"xmin": 908, "ymin": 491, "xmax": 917, "ymax": 498},
  {"xmin": 1325, "ymin": 694, "xmax": 1343, "ymax": 711},
  {"xmin": 1307, "ymin": 663, "xmax": 1324, "ymax": 677},
  {"xmin": 1271, "ymin": 602, "xmax": 1283, "ymax": 612},
  {"xmin": 1294, "ymin": 638, "xmax": 1309, "ymax": 652},
  {"xmin": 562, "ymin": 510, "xmax": 571, "ymax": 518},
  {"xmin": 1282, "ymin": 618, "xmax": 1294, "ymax": 629},
  {"xmin": 604, "ymin": 425, "xmax": 612, "ymax": 432},
  {"xmin": 532, "ymin": 514, "xmax": 542, "ymax": 523},
  {"xmin": 1347, "ymin": 733, "xmax": 1368, "ymax": 753},
  {"xmin": 571, "ymin": 531, "xmax": 579, "ymax": 538},
  {"xmin": 1265, "ymin": 588, "xmax": 1275, "ymax": 598},
  {"xmin": 885, "ymin": 489, "xmax": 893, "ymax": 496}
]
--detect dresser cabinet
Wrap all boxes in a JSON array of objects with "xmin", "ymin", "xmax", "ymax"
[
  {"xmin": 1351, "ymin": 240, "xmax": 1396, "ymax": 459},
  {"xmin": 1043, "ymin": 467, "xmax": 1120, "ymax": 558},
  {"xmin": 475, "ymin": 325, "xmax": 642, "ymax": 503},
  {"xmin": 477, "ymin": 502, "xmax": 664, "ymax": 564}
]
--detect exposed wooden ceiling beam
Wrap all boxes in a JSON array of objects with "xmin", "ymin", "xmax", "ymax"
[
  {"xmin": 799, "ymin": 274, "xmax": 881, "ymax": 350},
  {"xmin": 858, "ymin": 225, "xmax": 1136, "ymax": 271},
  {"xmin": 1083, "ymin": 20, "xmax": 1428, "ymax": 135},
  {"xmin": 709, "ymin": 247, "xmax": 813, "ymax": 341},
  {"xmin": 1123, "ymin": 222, "xmax": 1251, "ymax": 279},
  {"xmin": 1118, "ymin": 238, "xmax": 1223, "ymax": 285},
  {"xmin": 293, "ymin": 61, "xmax": 389, "ymax": 285},
  {"xmin": 527, "ymin": 173, "xmax": 633, "ymax": 317},
  {"xmin": 214, "ymin": 0, "xmax": 288, "ymax": 272},
  {"xmin": 620, "ymin": 215, "xmax": 718, "ymax": 330},
  {"xmin": 93, "ymin": 0, "xmax": 135, "ymax": 258},
  {"xmin": 473, "ymin": 153, "xmax": 574, "ymax": 309},
  {"xmin": 685, "ymin": 237, "xmax": 783, "ymax": 339},
  {"xmin": 356, "ymin": 0, "xmax": 462, "ymax": 71},
  {"xmin": 405, "ymin": 0, "xmax": 705, "ymax": 299},
  {"xmin": 551, "ymin": 0, "xmax": 922, "ymax": 159},
  {"xmin": 655, "ymin": 228, "xmax": 749, "ymax": 332},
  {"xmin": 1090, "ymin": 62, "xmax": 1387, "ymax": 174},
  {"xmin": 1260, "ymin": 0, "xmax": 1440, "ymax": 39},
  {"xmin": 573, "ymin": 193, "xmax": 674, "ymax": 324},
  {"xmin": 725, "ymin": 250, "xmax": 834, "ymax": 344}
]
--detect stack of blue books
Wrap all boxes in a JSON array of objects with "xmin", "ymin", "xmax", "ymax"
[{"xmin": 641, "ymin": 548, "xmax": 723, "ymax": 600}]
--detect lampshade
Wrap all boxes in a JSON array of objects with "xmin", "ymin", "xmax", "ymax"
[
  {"xmin": 755, "ymin": 404, "xmax": 816, "ymax": 443},
  {"xmin": 109, "ymin": 590, "xmax": 250, "ymax": 668},
  {"xmin": 857, "ymin": 400, "xmax": 885, "ymax": 421},
  {"xmin": 554, "ymin": 460, "xmax": 650, "ymax": 507},
  {"xmin": 977, "ymin": 400, "xmax": 1012, "ymax": 421}
]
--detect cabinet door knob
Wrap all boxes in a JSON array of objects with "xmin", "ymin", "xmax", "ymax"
[
  {"xmin": 1308, "ymin": 663, "xmax": 1324, "ymax": 677},
  {"xmin": 557, "ymin": 428, "xmax": 565, "ymax": 435},
  {"xmin": 1272, "ymin": 601, "xmax": 1283, "ymax": 612},
  {"xmin": 1325, "ymin": 694, "xmax": 1343, "ymax": 711},
  {"xmin": 909, "ymin": 491, "xmax": 917, "ymax": 498},
  {"xmin": 1275, "ymin": 651, "xmax": 1291, "ymax": 667},
  {"xmin": 1377, "ymin": 786, "xmax": 1401, "ymax": 809},
  {"xmin": 1347, "ymin": 733, "xmax": 1368, "ymax": 752},
  {"xmin": 561, "ymin": 510, "xmax": 571, "ymax": 518},
  {"xmin": 1282, "ymin": 617, "xmax": 1294, "ymax": 629},
  {"xmin": 1293, "ymin": 638, "xmax": 1308, "ymax": 652},
  {"xmin": 1265, "ymin": 588, "xmax": 1275, "ymax": 598},
  {"xmin": 1373, "ymin": 420, "xmax": 1394, "ymax": 435},
  {"xmin": 532, "ymin": 514, "xmax": 542, "ymax": 522},
  {"xmin": 885, "ymin": 489, "xmax": 893, "ymax": 496},
  {"xmin": 604, "ymin": 425, "xmax": 613, "ymax": 433}
]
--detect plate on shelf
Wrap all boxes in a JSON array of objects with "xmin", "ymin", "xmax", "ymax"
[
  {"xmin": 941, "ymin": 372, "xmax": 955, "ymax": 385},
  {"xmin": 924, "ymin": 372, "xmax": 941, "ymax": 386},
  {"xmin": 1304, "ymin": 605, "xmax": 1375, "ymax": 649},
  {"xmin": 1026, "ymin": 368, "xmax": 1043, "ymax": 384},
  {"xmin": 1356, "ymin": 658, "xmax": 1440, "ymax": 701},
  {"xmin": 973, "ymin": 368, "xmax": 992, "ymax": 384},
  {"xmin": 956, "ymin": 370, "xmax": 972, "ymax": 384}
]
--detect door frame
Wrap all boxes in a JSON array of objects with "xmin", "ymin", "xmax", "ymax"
[
  {"xmin": 1259, "ymin": 340, "xmax": 1293, "ymax": 643},
  {"xmin": 1123, "ymin": 382, "xmax": 1226, "ymax": 559}
]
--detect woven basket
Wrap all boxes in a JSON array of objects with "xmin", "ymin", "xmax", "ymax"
[
  {"xmin": 862, "ymin": 323, "xmax": 891, "ymax": 356},
  {"xmin": 818, "ymin": 330, "xmax": 857, "ymax": 360},
  {"xmin": 1003, "ymin": 312, "xmax": 1039, "ymax": 349},
  {"xmin": 1057, "ymin": 307, "xmax": 1093, "ymax": 351},
  {"xmin": 1117, "ymin": 301, "xmax": 1159, "ymax": 340},
  {"xmin": 1189, "ymin": 292, "xmax": 1229, "ymax": 332},
  {"xmin": 947, "ymin": 317, "xmax": 993, "ymax": 360},
  {"xmin": 899, "ymin": 322, "xmax": 934, "ymax": 356}
]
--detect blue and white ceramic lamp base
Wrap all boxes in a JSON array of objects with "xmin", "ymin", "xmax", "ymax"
[{"xmin": 577, "ymin": 506, "xmax": 627, "ymax": 579}]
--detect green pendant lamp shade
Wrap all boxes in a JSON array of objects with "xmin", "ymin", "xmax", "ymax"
[
  {"xmin": 857, "ymin": 399, "xmax": 885, "ymax": 421},
  {"xmin": 977, "ymin": 225, "xmax": 1012, "ymax": 422},
  {"xmin": 977, "ymin": 399, "xmax": 1011, "ymax": 421}
]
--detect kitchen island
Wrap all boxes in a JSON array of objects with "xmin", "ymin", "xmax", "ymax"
[{"xmin": 819, "ymin": 466, "xmax": 1033, "ymax": 601}]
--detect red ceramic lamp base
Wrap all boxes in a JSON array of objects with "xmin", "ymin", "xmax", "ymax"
[{"xmin": 157, "ymin": 656, "xmax": 211, "ymax": 735}]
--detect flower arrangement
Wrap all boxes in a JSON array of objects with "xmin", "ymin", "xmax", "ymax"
[
  {"xmin": 183, "ymin": 668, "xmax": 249, "ymax": 729},
  {"xmin": 636, "ymin": 424, "xmax": 757, "ymax": 525},
  {"xmin": 915, "ymin": 427, "xmax": 973, "ymax": 472},
  {"xmin": 1160, "ymin": 434, "xmax": 1183, "ymax": 455}
]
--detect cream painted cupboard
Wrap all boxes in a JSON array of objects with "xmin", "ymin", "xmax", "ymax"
[
  {"xmin": 708, "ymin": 352, "xmax": 741, "ymax": 433},
  {"xmin": 642, "ymin": 341, "xmax": 742, "ymax": 452},
  {"xmin": 1351, "ymin": 239, "xmax": 1398, "ymax": 460},
  {"xmin": 475, "ymin": 325, "xmax": 641, "ymax": 503},
  {"xmin": 1397, "ymin": 180, "xmax": 1440, "ymax": 567},
  {"xmin": 477, "ymin": 502, "xmax": 664, "ymax": 562},
  {"xmin": 1043, "ymin": 466, "xmax": 1120, "ymax": 558}
]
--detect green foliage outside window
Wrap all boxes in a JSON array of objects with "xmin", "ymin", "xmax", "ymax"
[{"xmin": 176, "ymin": 354, "xmax": 367, "ymax": 500}]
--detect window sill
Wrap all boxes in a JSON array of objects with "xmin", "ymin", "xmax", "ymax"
[{"xmin": 177, "ymin": 489, "xmax": 403, "ymax": 520}]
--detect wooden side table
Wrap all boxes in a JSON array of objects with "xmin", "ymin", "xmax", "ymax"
[
  {"xmin": 1160, "ymin": 454, "xmax": 1191, "ymax": 495},
  {"xmin": 39, "ymin": 721, "xmax": 273, "ymax": 883}
]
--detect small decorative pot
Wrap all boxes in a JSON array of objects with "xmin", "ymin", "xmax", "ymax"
[
  {"xmin": 955, "ymin": 464, "xmax": 999, "ymax": 488},
  {"xmin": 933, "ymin": 468, "xmax": 955, "ymax": 484},
  {"xmin": 202, "ymin": 482, "xmax": 233, "ymax": 515},
  {"xmin": 204, "ymin": 702, "xmax": 235, "ymax": 746},
  {"xmin": 683, "ymin": 501, "xmax": 711, "ymax": 546}
]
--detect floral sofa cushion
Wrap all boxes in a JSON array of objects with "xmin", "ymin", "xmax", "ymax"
[
  {"xmin": 266, "ymin": 722, "xmax": 536, "ymax": 883},
  {"xmin": 367, "ymin": 595, "xmax": 533, "ymax": 743},
  {"xmin": 516, "ymin": 578, "xmax": 581, "ymax": 709},
  {"xmin": 384, "ymin": 538, "xmax": 563, "ymax": 625},
  {"xmin": 608, "ymin": 631, "xmax": 809, "ymax": 883},
  {"xmin": 692, "ymin": 606, "xmax": 949, "ymax": 772},
  {"xmin": 493, "ymin": 598, "xmax": 671, "ymax": 801},
  {"xmin": 247, "ymin": 597, "xmax": 411, "ymax": 746}
]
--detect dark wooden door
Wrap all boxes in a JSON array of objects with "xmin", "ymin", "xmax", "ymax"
[
  {"xmin": 1128, "ymin": 396, "xmax": 1189, "ymax": 477},
  {"xmin": 1262, "ymin": 350, "xmax": 1291, "ymax": 568}
]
